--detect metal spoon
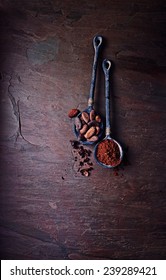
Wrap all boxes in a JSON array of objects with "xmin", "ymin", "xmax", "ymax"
[
  {"xmin": 94, "ymin": 59, "xmax": 123, "ymax": 167},
  {"xmin": 74, "ymin": 35, "xmax": 104, "ymax": 144}
]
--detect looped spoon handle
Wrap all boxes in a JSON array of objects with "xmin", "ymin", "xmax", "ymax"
[
  {"xmin": 102, "ymin": 59, "xmax": 112, "ymax": 137},
  {"xmin": 88, "ymin": 35, "xmax": 103, "ymax": 107}
]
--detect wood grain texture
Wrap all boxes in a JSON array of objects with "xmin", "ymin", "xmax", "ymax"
[{"xmin": 0, "ymin": 0, "xmax": 166, "ymax": 260}]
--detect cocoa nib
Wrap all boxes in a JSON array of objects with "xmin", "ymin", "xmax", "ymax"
[
  {"xmin": 70, "ymin": 140, "xmax": 80, "ymax": 149},
  {"xmin": 70, "ymin": 140, "xmax": 93, "ymax": 177},
  {"xmin": 81, "ymin": 169, "xmax": 89, "ymax": 177}
]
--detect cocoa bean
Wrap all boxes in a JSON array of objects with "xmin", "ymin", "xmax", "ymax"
[
  {"xmin": 90, "ymin": 110, "xmax": 95, "ymax": 121},
  {"xmin": 81, "ymin": 111, "xmax": 89, "ymax": 123},
  {"xmin": 68, "ymin": 108, "xmax": 80, "ymax": 118},
  {"xmin": 95, "ymin": 115, "xmax": 101, "ymax": 123},
  {"xmin": 87, "ymin": 135, "xmax": 98, "ymax": 142},
  {"xmin": 95, "ymin": 126, "xmax": 100, "ymax": 135},
  {"xmin": 79, "ymin": 124, "xmax": 88, "ymax": 135},
  {"xmin": 88, "ymin": 120, "xmax": 99, "ymax": 127},
  {"xmin": 84, "ymin": 126, "xmax": 96, "ymax": 139},
  {"xmin": 81, "ymin": 169, "xmax": 89, "ymax": 176},
  {"xmin": 80, "ymin": 117, "xmax": 86, "ymax": 125}
]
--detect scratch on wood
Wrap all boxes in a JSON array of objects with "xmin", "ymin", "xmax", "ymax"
[
  {"xmin": 49, "ymin": 202, "xmax": 58, "ymax": 209},
  {"xmin": 7, "ymin": 73, "xmax": 41, "ymax": 147}
]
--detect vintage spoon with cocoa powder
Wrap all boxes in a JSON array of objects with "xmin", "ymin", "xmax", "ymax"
[
  {"xmin": 94, "ymin": 59, "xmax": 123, "ymax": 168},
  {"xmin": 73, "ymin": 35, "xmax": 104, "ymax": 145}
]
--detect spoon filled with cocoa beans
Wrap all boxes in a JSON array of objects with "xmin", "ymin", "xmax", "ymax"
[
  {"xmin": 68, "ymin": 35, "xmax": 104, "ymax": 144},
  {"xmin": 94, "ymin": 59, "xmax": 123, "ymax": 168}
]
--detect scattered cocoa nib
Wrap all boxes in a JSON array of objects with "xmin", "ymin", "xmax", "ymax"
[
  {"xmin": 90, "ymin": 110, "xmax": 95, "ymax": 121},
  {"xmin": 83, "ymin": 157, "xmax": 90, "ymax": 163},
  {"xmin": 70, "ymin": 140, "xmax": 93, "ymax": 177},
  {"xmin": 86, "ymin": 150, "xmax": 92, "ymax": 156},
  {"xmin": 81, "ymin": 169, "xmax": 89, "ymax": 177},
  {"xmin": 70, "ymin": 140, "xmax": 80, "ymax": 149}
]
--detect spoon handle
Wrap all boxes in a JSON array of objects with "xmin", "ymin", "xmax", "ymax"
[
  {"xmin": 88, "ymin": 35, "xmax": 103, "ymax": 107},
  {"xmin": 102, "ymin": 59, "xmax": 112, "ymax": 137}
]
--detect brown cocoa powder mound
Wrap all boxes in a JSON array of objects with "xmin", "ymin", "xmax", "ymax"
[{"xmin": 96, "ymin": 139, "xmax": 120, "ymax": 166}]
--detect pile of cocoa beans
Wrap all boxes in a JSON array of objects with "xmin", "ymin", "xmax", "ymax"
[{"xmin": 68, "ymin": 108, "xmax": 102, "ymax": 142}]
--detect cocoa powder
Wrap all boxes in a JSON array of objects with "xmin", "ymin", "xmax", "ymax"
[{"xmin": 96, "ymin": 139, "xmax": 121, "ymax": 166}]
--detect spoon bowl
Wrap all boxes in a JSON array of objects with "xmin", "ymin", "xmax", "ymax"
[{"xmin": 94, "ymin": 136, "xmax": 123, "ymax": 168}]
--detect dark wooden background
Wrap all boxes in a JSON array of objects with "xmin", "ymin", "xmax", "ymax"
[{"xmin": 0, "ymin": 0, "xmax": 166, "ymax": 259}]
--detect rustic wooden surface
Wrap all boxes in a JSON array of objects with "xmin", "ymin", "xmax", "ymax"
[{"xmin": 0, "ymin": 0, "xmax": 166, "ymax": 260}]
